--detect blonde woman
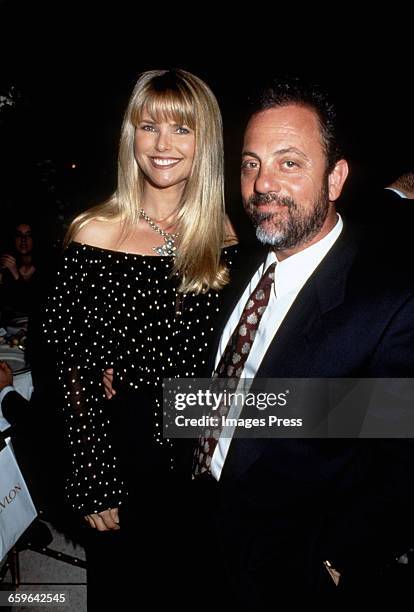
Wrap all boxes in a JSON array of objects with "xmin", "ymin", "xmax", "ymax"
[{"xmin": 42, "ymin": 69, "xmax": 238, "ymax": 609}]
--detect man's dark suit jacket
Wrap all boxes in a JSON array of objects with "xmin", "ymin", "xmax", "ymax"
[
  {"xmin": 1, "ymin": 387, "xmax": 68, "ymax": 527},
  {"xmin": 201, "ymin": 223, "xmax": 414, "ymax": 603},
  {"xmin": 2, "ymin": 388, "xmax": 29, "ymax": 430},
  {"xmin": 347, "ymin": 187, "xmax": 413, "ymax": 261},
  {"xmin": 1, "ymin": 390, "xmax": 47, "ymax": 508}
]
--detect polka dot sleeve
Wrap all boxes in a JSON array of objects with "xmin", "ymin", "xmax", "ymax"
[{"xmin": 42, "ymin": 245, "xmax": 126, "ymax": 515}]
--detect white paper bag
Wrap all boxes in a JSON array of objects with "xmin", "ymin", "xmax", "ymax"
[{"xmin": 0, "ymin": 437, "xmax": 38, "ymax": 561}]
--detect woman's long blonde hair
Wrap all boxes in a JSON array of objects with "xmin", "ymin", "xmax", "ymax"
[{"xmin": 65, "ymin": 69, "xmax": 229, "ymax": 293}]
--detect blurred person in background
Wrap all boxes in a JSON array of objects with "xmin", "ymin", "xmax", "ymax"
[{"xmin": 0, "ymin": 221, "xmax": 38, "ymax": 323}]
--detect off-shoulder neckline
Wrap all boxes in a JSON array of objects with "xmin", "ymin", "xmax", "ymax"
[
  {"xmin": 70, "ymin": 241, "xmax": 171, "ymax": 258},
  {"xmin": 69, "ymin": 240, "xmax": 238, "ymax": 257}
]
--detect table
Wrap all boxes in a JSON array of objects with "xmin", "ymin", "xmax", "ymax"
[{"xmin": 0, "ymin": 345, "xmax": 33, "ymax": 400}]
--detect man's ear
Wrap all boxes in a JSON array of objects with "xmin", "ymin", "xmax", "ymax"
[{"xmin": 328, "ymin": 159, "xmax": 349, "ymax": 202}]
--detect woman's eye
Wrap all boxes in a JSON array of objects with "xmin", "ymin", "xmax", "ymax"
[
  {"xmin": 176, "ymin": 126, "xmax": 190, "ymax": 134},
  {"xmin": 141, "ymin": 124, "xmax": 156, "ymax": 132}
]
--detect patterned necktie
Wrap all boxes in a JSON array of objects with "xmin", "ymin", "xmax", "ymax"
[{"xmin": 193, "ymin": 261, "xmax": 276, "ymax": 477}]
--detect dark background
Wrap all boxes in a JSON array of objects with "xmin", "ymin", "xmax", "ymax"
[{"xmin": 1, "ymin": 1, "xmax": 413, "ymax": 250}]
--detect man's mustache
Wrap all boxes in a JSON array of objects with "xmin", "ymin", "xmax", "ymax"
[{"xmin": 246, "ymin": 193, "xmax": 296, "ymax": 210}]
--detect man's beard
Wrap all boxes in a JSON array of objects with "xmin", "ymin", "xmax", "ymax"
[{"xmin": 244, "ymin": 183, "xmax": 330, "ymax": 250}]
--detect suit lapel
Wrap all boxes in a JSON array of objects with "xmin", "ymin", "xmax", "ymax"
[
  {"xmin": 258, "ymin": 227, "xmax": 358, "ymax": 378},
  {"xmin": 207, "ymin": 244, "xmax": 268, "ymax": 374},
  {"xmin": 221, "ymin": 227, "xmax": 359, "ymax": 481}
]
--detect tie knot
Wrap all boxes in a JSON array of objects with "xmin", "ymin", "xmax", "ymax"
[
  {"xmin": 255, "ymin": 261, "xmax": 276, "ymax": 295},
  {"xmin": 264, "ymin": 261, "xmax": 276, "ymax": 278}
]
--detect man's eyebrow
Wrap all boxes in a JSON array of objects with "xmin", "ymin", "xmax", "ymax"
[
  {"xmin": 275, "ymin": 146, "xmax": 309, "ymax": 160},
  {"xmin": 242, "ymin": 147, "xmax": 310, "ymax": 161},
  {"xmin": 241, "ymin": 150, "xmax": 260, "ymax": 159}
]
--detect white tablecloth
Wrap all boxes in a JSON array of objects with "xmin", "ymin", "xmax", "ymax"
[
  {"xmin": 14, "ymin": 370, "xmax": 33, "ymax": 401},
  {"xmin": 0, "ymin": 345, "xmax": 33, "ymax": 400}
]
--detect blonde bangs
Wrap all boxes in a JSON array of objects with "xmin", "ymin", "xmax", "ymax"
[{"xmin": 130, "ymin": 88, "xmax": 196, "ymax": 130}]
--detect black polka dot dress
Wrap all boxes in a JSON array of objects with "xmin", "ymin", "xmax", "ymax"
[{"xmin": 42, "ymin": 241, "xmax": 238, "ymax": 515}]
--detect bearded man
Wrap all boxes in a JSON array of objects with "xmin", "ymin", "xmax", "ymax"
[{"xmin": 192, "ymin": 77, "xmax": 414, "ymax": 604}]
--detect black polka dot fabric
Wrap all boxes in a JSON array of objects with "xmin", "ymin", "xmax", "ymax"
[{"xmin": 42, "ymin": 241, "xmax": 238, "ymax": 515}]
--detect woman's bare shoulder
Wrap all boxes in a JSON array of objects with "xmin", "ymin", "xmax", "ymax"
[{"xmin": 73, "ymin": 218, "xmax": 121, "ymax": 249}]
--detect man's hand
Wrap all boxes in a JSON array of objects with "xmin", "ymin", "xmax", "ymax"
[
  {"xmin": 84, "ymin": 507, "xmax": 120, "ymax": 531},
  {"xmin": 103, "ymin": 368, "xmax": 116, "ymax": 400},
  {"xmin": 0, "ymin": 255, "xmax": 19, "ymax": 280},
  {"xmin": 0, "ymin": 361, "xmax": 13, "ymax": 391}
]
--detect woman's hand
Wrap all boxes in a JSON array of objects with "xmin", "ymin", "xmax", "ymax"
[
  {"xmin": 84, "ymin": 507, "xmax": 120, "ymax": 531},
  {"xmin": 0, "ymin": 254, "xmax": 19, "ymax": 280},
  {"xmin": 103, "ymin": 368, "xmax": 116, "ymax": 399}
]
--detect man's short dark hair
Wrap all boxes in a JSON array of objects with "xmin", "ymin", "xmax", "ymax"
[{"xmin": 248, "ymin": 76, "xmax": 342, "ymax": 171}]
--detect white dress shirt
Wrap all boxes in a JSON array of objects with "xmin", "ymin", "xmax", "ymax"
[{"xmin": 211, "ymin": 215, "xmax": 343, "ymax": 479}]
